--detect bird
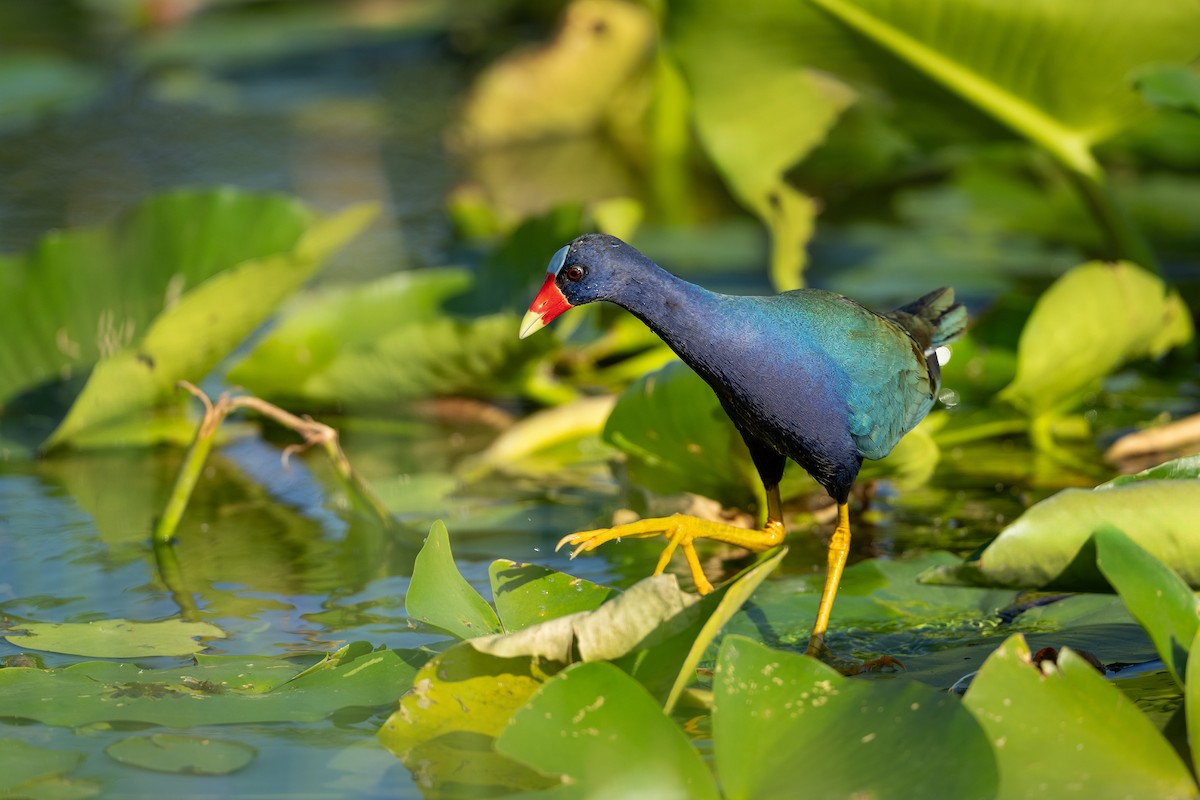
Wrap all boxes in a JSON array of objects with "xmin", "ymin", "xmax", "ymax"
[{"xmin": 519, "ymin": 234, "xmax": 966, "ymax": 657}]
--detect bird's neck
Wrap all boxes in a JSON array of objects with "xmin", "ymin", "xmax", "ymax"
[{"xmin": 613, "ymin": 263, "xmax": 730, "ymax": 365}]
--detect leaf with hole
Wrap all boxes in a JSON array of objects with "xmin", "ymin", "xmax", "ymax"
[{"xmin": 963, "ymin": 634, "xmax": 1195, "ymax": 798}]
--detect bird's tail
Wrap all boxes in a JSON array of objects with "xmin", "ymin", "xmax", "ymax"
[{"xmin": 884, "ymin": 287, "xmax": 968, "ymax": 353}]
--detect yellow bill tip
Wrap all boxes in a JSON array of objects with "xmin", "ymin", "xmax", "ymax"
[{"xmin": 518, "ymin": 310, "xmax": 546, "ymax": 340}]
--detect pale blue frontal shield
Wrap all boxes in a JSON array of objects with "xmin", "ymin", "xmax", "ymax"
[{"xmin": 546, "ymin": 244, "xmax": 570, "ymax": 275}]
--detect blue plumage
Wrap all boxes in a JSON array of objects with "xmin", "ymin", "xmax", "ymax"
[{"xmin": 540, "ymin": 234, "xmax": 966, "ymax": 504}]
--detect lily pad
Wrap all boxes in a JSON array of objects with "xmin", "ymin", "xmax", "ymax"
[
  {"xmin": 962, "ymin": 634, "xmax": 1196, "ymax": 798},
  {"xmin": 998, "ymin": 261, "xmax": 1192, "ymax": 416},
  {"xmin": 5, "ymin": 618, "xmax": 226, "ymax": 658},
  {"xmin": 469, "ymin": 574, "xmax": 697, "ymax": 663},
  {"xmin": 0, "ymin": 739, "xmax": 83, "ymax": 793},
  {"xmin": 488, "ymin": 560, "xmax": 615, "ymax": 632},
  {"xmin": 377, "ymin": 643, "xmax": 555, "ymax": 797},
  {"xmin": 0, "ymin": 646, "xmax": 416, "ymax": 728},
  {"xmin": 1094, "ymin": 526, "xmax": 1198, "ymax": 687},
  {"xmin": 713, "ymin": 635, "xmax": 997, "ymax": 799},
  {"xmin": 228, "ymin": 267, "xmax": 557, "ymax": 406},
  {"xmin": 925, "ymin": 477, "xmax": 1200, "ymax": 590},
  {"xmin": 603, "ymin": 361, "xmax": 759, "ymax": 508},
  {"xmin": 405, "ymin": 520, "xmax": 502, "ymax": 639},
  {"xmin": 498, "ymin": 661, "xmax": 721, "ymax": 799},
  {"xmin": 105, "ymin": 734, "xmax": 257, "ymax": 775},
  {"xmin": 670, "ymin": 2, "xmax": 853, "ymax": 290}
]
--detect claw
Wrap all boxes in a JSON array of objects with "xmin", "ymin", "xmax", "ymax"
[{"xmin": 548, "ymin": 514, "xmax": 783, "ymax": 595}]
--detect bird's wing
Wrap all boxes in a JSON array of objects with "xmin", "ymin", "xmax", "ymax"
[{"xmin": 841, "ymin": 320, "xmax": 937, "ymax": 461}]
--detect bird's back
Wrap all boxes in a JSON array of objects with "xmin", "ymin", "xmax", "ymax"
[{"xmin": 707, "ymin": 287, "xmax": 964, "ymax": 464}]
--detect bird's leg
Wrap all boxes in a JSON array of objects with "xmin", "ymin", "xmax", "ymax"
[
  {"xmin": 557, "ymin": 484, "xmax": 788, "ymax": 595},
  {"xmin": 806, "ymin": 502, "xmax": 851, "ymax": 658}
]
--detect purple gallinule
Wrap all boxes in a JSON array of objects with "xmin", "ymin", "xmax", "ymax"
[{"xmin": 520, "ymin": 234, "xmax": 965, "ymax": 657}]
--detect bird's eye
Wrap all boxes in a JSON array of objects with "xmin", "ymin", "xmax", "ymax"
[{"xmin": 565, "ymin": 265, "xmax": 585, "ymax": 282}]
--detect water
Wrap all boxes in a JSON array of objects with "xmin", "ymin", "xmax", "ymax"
[{"xmin": 1, "ymin": 14, "xmax": 1194, "ymax": 798}]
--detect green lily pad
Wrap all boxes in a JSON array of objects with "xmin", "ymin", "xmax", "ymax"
[
  {"xmin": 0, "ymin": 646, "xmax": 416, "ymax": 728},
  {"xmin": 105, "ymin": 734, "xmax": 257, "ymax": 775},
  {"xmin": 603, "ymin": 361, "xmax": 759, "ymax": 509},
  {"xmin": 377, "ymin": 643, "xmax": 555, "ymax": 797},
  {"xmin": 998, "ymin": 261, "xmax": 1192, "ymax": 417},
  {"xmin": 497, "ymin": 661, "xmax": 721, "ymax": 800},
  {"xmin": 713, "ymin": 635, "xmax": 997, "ymax": 799},
  {"xmin": 226, "ymin": 268, "xmax": 556, "ymax": 407},
  {"xmin": 405, "ymin": 520, "xmax": 502, "ymax": 639},
  {"xmin": 1103, "ymin": 454, "xmax": 1200, "ymax": 486},
  {"xmin": 469, "ymin": 574, "xmax": 698, "ymax": 663},
  {"xmin": 1133, "ymin": 63, "xmax": 1200, "ymax": 114},
  {"xmin": 662, "ymin": 547, "xmax": 787, "ymax": 712},
  {"xmin": 488, "ymin": 560, "xmax": 615, "ymax": 632},
  {"xmin": 5, "ymin": 618, "xmax": 226, "ymax": 658},
  {"xmin": 925, "ymin": 477, "xmax": 1200, "ymax": 590},
  {"xmin": 1186, "ymin": 630, "xmax": 1200, "ymax": 776},
  {"xmin": 962, "ymin": 634, "xmax": 1196, "ymax": 798},
  {"xmin": 670, "ymin": 2, "xmax": 853, "ymax": 290},
  {"xmin": 0, "ymin": 739, "xmax": 83, "ymax": 792},
  {"xmin": 1094, "ymin": 526, "xmax": 1198, "ymax": 687}
]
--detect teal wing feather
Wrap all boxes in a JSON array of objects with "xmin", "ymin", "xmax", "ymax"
[{"xmin": 841, "ymin": 317, "xmax": 936, "ymax": 460}]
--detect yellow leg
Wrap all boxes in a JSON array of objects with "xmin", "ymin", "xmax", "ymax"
[
  {"xmin": 557, "ymin": 486, "xmax": 787, "ymax": 595},
  {"xmin": 806, "ymin": 502, "xmax": 851, "ymax": 657}
]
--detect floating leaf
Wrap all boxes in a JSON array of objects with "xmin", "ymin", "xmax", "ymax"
[
  {"xmin": 998, "ymin": 261, "xmax": 1193, "ymax": 417},
  {"xmin": 1186, "ymin": 630, "xmax": 1200, "ymax": 775},
  {"xmin": 5, "ymin": 618, "xmax": 226, "ymax": 658},
  {"xmin": 405, "ymin": 520, "xmax": 502, "ymax": 639},
  {"xmin": 0, "ymin": 647, "xmax": 416, "ymax": 728},
  {"xmin": 713, "ymin": 635, "xmax": 997, "ymax": 799},
  {"xmin": 926, "ymin": 477, "xmax": 1200, "ymax": 590},
  {"xmin": 670, "ymin": 5, "xmax": 854, "ymax": 289},
  {"xmin": 227, "ymin": 269, "xmax": 555, "ymax": 407},
  {"xmin": 0, "ymin": 739, "xmax": 83, "ymax": 793},
  {"xmin": 105, "ymin": 734, "xmax": 256, "ymax": 775},
  {"xmin": 1, "ymin": 190, "xmax": 305, "ymax": 409},
  {"xmin": 452, "ymin": 0, "xmax": 656, "ymax": 149},
  {"xmin": 377, "ymin": 643, "xmax": 554, "ymax": 796},
  {"xmin": 1133, "ymin": 64, "xmax": 1200, "ymax": 114},
  {"xmin": 963, "ymin": 634, "xmax": 1196, "ymax": 798},
  {"xmin": 1102, "ymin": 453, "xmax": 1200, "ymax": 486},
  {"xmin": 664, "ymin": 547, "xmax": 786, "ymax": 712},
  {"xmin": 603, "ymin": 361, "xmax": 758, "ymax": 508},
  {"xmin": 457, "ymin": 396, "xmax": 618, "ymax": 481},
  {"xmin": 469, "ymin": 574, "xmax": 697, "ymax": 663},
  {"xmin": 498, "ymin": 662, "xmax": 721, "ymax": 799},
  {"xmin": 0, "ymin": 190, "xmax": 376, "ymax": 448},
  {"xmin": 1094, "ymin": 526, "xmax": 1198, "ymax": 687},
  {"xmin": 488, "ymin": 560, "xmax": 615, "ymax": 632}
]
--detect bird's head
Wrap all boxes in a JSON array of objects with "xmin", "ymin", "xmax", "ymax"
[{"xmin": 518, "ymin": 234, "xmax": 646, "ymax": 339}]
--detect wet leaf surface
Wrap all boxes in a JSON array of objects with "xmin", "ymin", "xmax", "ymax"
[
  {"xmin": 497, "ymin": 661, "xmax": 721, "ymax": 800},
  {"xmin": 0, "ymin": 646, "xmax": 417, "ymax": 728},
  {"xmin": 963, "ymin": 634, "xmax": 1197, "ymax": 799},
  {"xmin": 105, "ymin": 734, "xmax": 257, "ymax": 775},
  {"xmin": 4, "ymin": 618, "xmax": 226, "ymax": 658},
  {"xmin": 405, "ymin": 521, "xmax": 502, "ymax": 639},
  {"xmin": 713, "ymin": 635, "xmax": 997, "ymax": 799}
]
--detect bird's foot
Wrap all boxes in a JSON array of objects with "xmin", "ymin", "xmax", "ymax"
[{"xmin": 556, "ymin": 514, "xmax": 786, "ymax": 595}]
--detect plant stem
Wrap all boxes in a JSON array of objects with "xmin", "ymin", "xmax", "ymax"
[
  {"xmin": 153, "ymin": 382, "xmax": 394, "ymax": 546},
  {"xmin": 933, "ymin": 418, "xmax": 1029, "ymax": 447},
  {"xmin": 153, "ymin": 383, "xmax": 226, "ymax": 545},
  {"xmin": 1067, "ymin": 169, "xmax": 1159, "ymax": 272}
]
